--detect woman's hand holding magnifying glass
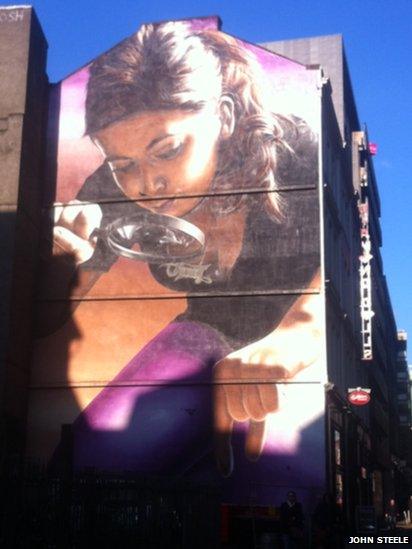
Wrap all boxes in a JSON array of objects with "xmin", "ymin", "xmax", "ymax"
[{"xmin": 53, "ymin": 200, "xmax": 103, "ymax": 265}]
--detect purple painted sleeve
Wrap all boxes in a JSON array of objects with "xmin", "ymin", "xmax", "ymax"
[{"xmin": 70, "ymin": 320, "xmax": 232, "ymax": 473}]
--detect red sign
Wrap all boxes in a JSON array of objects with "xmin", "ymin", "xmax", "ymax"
[
  {"xmin": 368, "ymin": 143, "xmax": 378, "ymax": 155},
  {"xmin": 348, "ymin": 389, "xmax": 371, "ymax": 406}
]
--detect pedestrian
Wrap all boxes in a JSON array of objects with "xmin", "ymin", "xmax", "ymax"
[
  {"xmin": 387, "ymin": 498, "xmax": 397, "ymax": 530},
  {"xmin": 280, "ymin": 491, "xmax": 304, "ymax": 548},
  {"xmin": 312, "ymin": 493, "xmax": 342, "ymax": 548}
]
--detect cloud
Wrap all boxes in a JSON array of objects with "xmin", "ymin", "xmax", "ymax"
[{"xmin": 378, "ymin": 159, "xmax": 391, "ymax": 169}]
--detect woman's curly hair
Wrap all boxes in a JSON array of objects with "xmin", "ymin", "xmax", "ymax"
[{"xmin": 86, "ymin": 22, "xmax": 318, "ymax": 218}]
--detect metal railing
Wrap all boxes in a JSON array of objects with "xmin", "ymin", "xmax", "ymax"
[{"xmin": 0, "ymin": 463, "xmax": 220, "ymax": 548}]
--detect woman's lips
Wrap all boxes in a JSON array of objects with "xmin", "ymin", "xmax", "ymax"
[
  {"xmin": 145, "ymin": 198, "xmax": 176, "ymax": 213},
  {"xmin": 137, "ymin": 195, "xmax": 201, "ymax": 217}
]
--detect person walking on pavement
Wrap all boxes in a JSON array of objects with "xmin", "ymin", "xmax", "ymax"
[{"xmin": 280, "ymin": 491, "xmax": 304, "ymax": 548}]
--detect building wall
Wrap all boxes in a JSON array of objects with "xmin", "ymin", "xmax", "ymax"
[
  {"xmin": 394, "ymin": 331, "xmax": 412, "ymax": 509},
  {"xmin": 265, "ymin": 34, "xmax": 407, "ymax": 521},
  {"xmin": 0, "ymin": 6, "xmax": 48, "ymax": 466},
  {"xmin": 26, "ymin": 17, "xmax": 328, "ymax": 507}
]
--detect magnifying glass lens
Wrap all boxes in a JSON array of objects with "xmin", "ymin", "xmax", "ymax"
[{"xmin": 100, "ymin": 213, "xmax": 205, "ymax": 264}]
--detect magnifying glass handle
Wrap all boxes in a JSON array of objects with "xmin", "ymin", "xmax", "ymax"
[{"xmin": 89, "ymin": 227, "xmax": 107, "ymax": 241}]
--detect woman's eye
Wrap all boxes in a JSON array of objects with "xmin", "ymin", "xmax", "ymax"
[
  {"xmin": 152, "ymin": 141, "xmax": 184, "ymax": 161},
  {"xmin": 108, "ymin": 160, "xmax": 136, "ymax": 174}
]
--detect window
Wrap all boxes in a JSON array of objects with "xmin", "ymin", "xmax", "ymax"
[
  {"xmin": 334, "ymin": 429, "xmax": 342, "ymax": 466},
  {"xmin": 335, "ymin": 473, "xmax": 344, "ymax": 506}
]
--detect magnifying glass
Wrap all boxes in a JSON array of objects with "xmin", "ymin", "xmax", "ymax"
[{"xmin": 93, "ymin": 211, "xmax": 205, "ymax": 264}]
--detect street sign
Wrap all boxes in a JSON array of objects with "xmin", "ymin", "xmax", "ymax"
[{"xmin": 348, "ymin": 388, "xmax": 371, "ymax": 406}]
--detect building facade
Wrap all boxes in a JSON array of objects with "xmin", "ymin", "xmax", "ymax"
[
  {"xmin": 263, "ymin": 35, "xmax": 412, "ymax": 524},
  {"xmin": 0, "ymin": 5, "xmax": 48, "ymax": 465},
  {"xmin": 394, "ymin": 330, "xmax": 412, "ymax": 513},
  {"xmin": 1, "ymin": 6, "xmax": 410, "ymax": 543}
]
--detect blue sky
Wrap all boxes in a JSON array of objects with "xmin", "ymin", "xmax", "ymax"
[{"xmin": 3, "ymin": 0, "xmax": 412, "ymax": 355}]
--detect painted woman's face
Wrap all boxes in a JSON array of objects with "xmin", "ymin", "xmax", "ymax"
[{"xmin": 94, "ymin": 106, "xmax": 226, "ymax": 217}]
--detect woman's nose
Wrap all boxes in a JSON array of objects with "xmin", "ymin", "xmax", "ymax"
[{"xmin": 141, "ymin": 172, "xmax": 168, "ymax": 196}]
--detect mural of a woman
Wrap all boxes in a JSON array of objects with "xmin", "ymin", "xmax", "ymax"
[{"xmin": 49, "ymin": 21, "xmax": 323, "ymax": 487}]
